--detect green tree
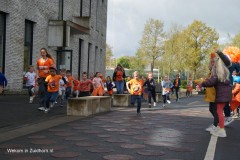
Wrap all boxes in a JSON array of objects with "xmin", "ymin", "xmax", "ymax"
[
  {"xmin": 118, "ymin": 56, "xmax": 131, "ymax": 69},
  {"xmin": 139, "ymin": 18, "xmax": 166, "ymax": 72},
  {"xmin": 105, "ymin": 44, "xmax": 114, "ymax": 68},
  {"xmin": 231, "ymin": 32, "xmax": 240, "ymax": 48},
  {"xmin": 181, "ymin": 20, "xmax": 219, "ymax": 78}
]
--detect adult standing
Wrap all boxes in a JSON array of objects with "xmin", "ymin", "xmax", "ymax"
[
  {"xmin": 112, "ymin": 64, "xmax": 126, "ymax": 94},
  {"xmin": 36, "ymin": 48, "xmax": 55, "ymax": 111},
  {"xmin": 173, "ymin": 74, "xmax": 181, "ymax": 101}
]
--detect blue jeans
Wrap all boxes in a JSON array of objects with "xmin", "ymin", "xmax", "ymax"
[
  {"xmin": 115, "ymin": 81, "xmax": 124, "ymax": 94},
  {"xmin": 46, "ymin": 91, "xmax": 59, "ymax": 108},
  {"xmin": 131, "ymin": 95, "xmax": 142, "ymax": 113}
]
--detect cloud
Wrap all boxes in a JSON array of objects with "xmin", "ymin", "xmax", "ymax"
[{"xmin": 107, "ymin": 0, "xmax": 240, "ymax": 57}]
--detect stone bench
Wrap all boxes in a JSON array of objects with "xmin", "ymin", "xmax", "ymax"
[
  {"xmin": 67, "ymin": 96, "xmax": 111, "ymax": 116},
  {"xmin": 112, "ymin": 94, "xmax": 131, "ymax": 107}
]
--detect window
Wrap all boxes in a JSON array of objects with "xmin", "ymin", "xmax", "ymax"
[
  {"xmin": 24, "ymin": 20, "xmax": 34, "ymax": 73},
  {"xmin": 78, "ymin": 39, "xmax": 83, "ymax": 79},
  {"xmin": 80, "ymin": 0, "xmax": 83, "ymax": 17},
  {"xmin": 0, "ymin": 12, "xmax": 6, "ymax": 73},
  {"xmin": 87, "ymin": 43, "xmax": 92, "ymax": 76}
]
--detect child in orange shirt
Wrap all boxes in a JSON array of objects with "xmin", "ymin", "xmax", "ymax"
[
  {"xmin": 92, "ymin": 72, "xmax": 105, "ymax": 96},
  {"xmin": 77, "ymin": 72, "xmax": 92, "ymax": 97},
  {"xmin": 126, "ymin": 71, "xmax": 142, "ymax": 115},
  {"xmin": 72, "ymin": 76, "xmax": 79, "ymax": 98},
  {"xmin": 66, "ymin": 70, "xmax": 74, "ymax": 99},
  {"xmin": 43, "ymin": 67, "xmax": 66, "ymax": 113}
]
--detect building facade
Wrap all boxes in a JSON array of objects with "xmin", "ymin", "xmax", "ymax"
[{"xmin": 0, "ymin": 0, "xmax": 107, "ymax": 92}]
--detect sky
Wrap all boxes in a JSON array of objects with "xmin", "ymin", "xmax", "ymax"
[{"xmin": 106, "ymin": 0, "xmax": 240, "ymax": 58}]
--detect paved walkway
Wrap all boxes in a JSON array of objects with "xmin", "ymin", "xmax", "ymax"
[{"xmin": 0, "ymin": 95, "xmax": 239, "ymax": 160}]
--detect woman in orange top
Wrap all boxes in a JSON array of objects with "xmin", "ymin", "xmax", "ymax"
[
  {"xmin": 36, "ymin": 48, "xmax": 55, "ymax": 111},
  {"xmin": 112, "ymin": 64, "xmax": 126, "ymax": 94}
]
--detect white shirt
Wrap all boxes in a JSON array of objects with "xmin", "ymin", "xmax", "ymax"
[{"xmin": 25, "ymin": 72, "xmax": 36, "ymax": 86}]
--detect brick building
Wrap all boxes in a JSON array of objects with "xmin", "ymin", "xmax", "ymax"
[{"xmin": 0, "ymin": 0, "xmax": 107, "ymax": 92}]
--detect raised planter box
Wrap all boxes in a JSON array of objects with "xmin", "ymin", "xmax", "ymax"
[{"xmin": 67, "ymin": 96, "xmax": 111, "ymax": 116}]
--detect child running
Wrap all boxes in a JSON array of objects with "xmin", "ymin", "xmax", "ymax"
[
  {"xmin": 58, "ymin": 69, "xmax": 68, "ymax": 106},
  {"xmin": 161, "ymin": 75, "xmax": 174, "ymax": 108},
  {"xmin": 126, "ymin": 71, "xmax": 142, "ymax": 115},
  {"xmin": 24, "ymin": 65, "xmax": 37, "ymax": 103},
  {"xmin": 44, "ymin": 67, "xmax": 66, "ymax": 113},
  {"xmin": 143, "ymin": 72, "xmax": 157, "ymax": 108},
  {"xmin": 66, "ymin": 70, "xmax": 74, "ymax": 99}
]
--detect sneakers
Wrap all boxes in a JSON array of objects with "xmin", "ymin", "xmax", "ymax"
[
  {"xmin": 167, "ymin": 100, "xmax": 171, "ymax": 104},
  {"xmin": 232, "ymin": 115, "xmax": 239, "ymax": 119},
  {"xmin": 153, "ymin": 102, "xmax": 156, "ymax": 107},
  {"xmin": 162, "ymin": 104, "xmax": 166, "ymax": 108},
  {"xmin": 50, "ymin": 102, "xmax": 55, "ymax": 108},
  {"xmin": 148, "ymin": 103, "xmax": 151, "ymax": 108},
  {"xmin": 205, "ymin": 124, "xmax": 217, "ymax": 132},
  {"xmin": 211, "ymin": 127, "xmax": 227, "ymax": 137},
  {"xmin": 38, "ymin": 107, "xmax": 45, "ymax": 111},
  {"xmin": 44, "ymin": 108, "xmax": 50, "ymax": 113},
  {"xmin": 224, "ymin": 117, "xmax": 234, "ymax": 126}
]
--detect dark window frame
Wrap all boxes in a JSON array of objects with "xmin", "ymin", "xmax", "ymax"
[{"xmin": 0, "ymin": 11, "xmax": 6, "ymax": 73}]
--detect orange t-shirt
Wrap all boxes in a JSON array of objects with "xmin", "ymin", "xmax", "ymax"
[
  {"xmin": 36, "ymin": 58, "xmax": 54, "ymax": 78},
  {"xmin": 78, "ymin": 79, "xmax": 92, "ymax": 92},
  {"xmin": 73, "ymin": 80, "xmax": 79, "ymax": 91},
  {"xmin": 128, "ymin": 78, "xmax": 142, "ymax": 95},
  {"xmin": 115, "ymin": 71, "xmax": 124, "ymax": 81},
  {"xmin": 67, "ymin": 75, "xmax": 74, "ymax": 87},
  {"xmin": 45, "ymin": 75, "xmax": 62, "ymax": 92}
]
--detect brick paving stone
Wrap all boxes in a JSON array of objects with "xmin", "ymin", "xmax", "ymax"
[
  {"xmin": 136, "ymin": 150, "xmax": 165, "ymax": 156},
  {"xmin": 31, "ymin": 140, "xmax": 56, "ymax": 145},
  {"xmin": 11, "ymin": 157, "xmax": 42, "ymax": 160},
  {"xmin": 120, "ymin": 143, "xmax": 145, "ymax": 149},
  {"xmin": 103, "ymin": 154, "xmax": 134, "ymax": 160},
  {"xmin": 0, "ymin": 144, "xmax": 24, "ymax": 149},
  {"xmin": 87, "ymin": 147, "xmax": 114, "ymax": 153},
  {"xmin": 97, "ymin": 134, "xmax": 112, "ymax": 138},
  {"xmin": 28, "ymin": 136, "xmax": 46, "ymax": 139},
  {"xmin": 75, "ymin": 142, "xmax": 97, "ymax": 147},
  {"xmin": 104, "ymin": 128, "xmax": 127, "ymax": 132},
  {"xmin": 83, "ymin": 130, "xmax": 101, "ymax": 134},
  {"xmin": 144, "ymin": 141, "xmax": 177, "ymax": 147},
  {"xmin": 105, "ymin": 138, "xmax": 129, "ymax": 143},
  {"xmin": 168, "ymin": 146, "xmax": 194, "ymax": 152},
  {"xmin": 51, "ymin": 151, "xmax": 80, "ymax": 158},
  {"xmin": 65, "ymin": 137, "xmax": 87, "ymax": 141},
  {"xmin": 53, "ymin": 132, "xmax": 75, "ymax": 136}
]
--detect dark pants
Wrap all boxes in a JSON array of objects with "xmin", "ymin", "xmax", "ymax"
[
  {"xmin": 209, "ymin": 102, "xmax": 218, "ymax": 126},
  {"xmin": 131, "ymin": 95, "xmax": 142, "ymax": 113},
  {"xmin": 46, "ymin": 91, "xmax": 59, "ymax": 108},
  {"xmin": 175, "ymin": 87, "xmax": 180, "ymax": 100},
  {"xmin": 148, "ymin": 90, "xmax": 156, "ymax": 104},
  {"xmin": 27, "ymin": 85, "xmax": 34, "ymax": 97},
  {"xmin": 38, "ymin": 78, "xmax": 47, "ymax": 107},
  {"xmin": 65, "ymin": 87, "xmax": 72, "ymax": 99},
  {"xmin": 162, "ymin": 93, "xmax": 170, "ymax": 104},
  {"xmin": 79, "ymin": 91, "xmax": 90, "ymax": 97},
  {"xmin": 224, "ymin": 102, "xmax": 231, "ymax": 117}
]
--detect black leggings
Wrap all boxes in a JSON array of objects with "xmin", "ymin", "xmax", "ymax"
[{"xmin": 209, "ymin": 102, "xmax": 218, "ymax": 126}]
